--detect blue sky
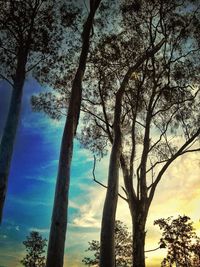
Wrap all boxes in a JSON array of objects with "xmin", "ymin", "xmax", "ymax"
[
  {"xmin": 0, "ymin": 78, "xmax": 108, "ymax": 267},
  {"xmin": 0, "ymin": 78, "xmax": 200, "ymax": 267}
]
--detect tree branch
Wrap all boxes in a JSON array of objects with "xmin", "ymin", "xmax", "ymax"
[
  {"xmin": 92, "ymin": 155, "xmax": 128, "ymax": 202},
  {"xmin": 148, "ymin": 128, "xmax": 200, "ymax": 203},
  {"xmin": 0, "ymin": 74, "xmax": 13, "ymax": 87}
]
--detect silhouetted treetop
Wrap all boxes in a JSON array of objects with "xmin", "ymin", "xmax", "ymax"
[
  {"xmin": 155, "ymin": 215, "xmax": 200, "ymax": 267},
  {"xmin": 21, "ymin": 231, "xmax": 47, "ymax": 267},
  {"xmin": 83, "ymin": 220, "xmax": 132, "ymax": 266}
]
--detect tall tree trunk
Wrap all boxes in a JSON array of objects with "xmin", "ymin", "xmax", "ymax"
[
  {"xmin": 0, "ymin": 86, "xmax": 23, "ymax": 222},
  {"xmin": 99, "ymin": 134, "xmax": 121, "ymax": 267},
  {"xmin": 100, "ymin": 77, "xmax": 127, "ymax": 266},
  {"xmin": 132, "ymin": 210, "xmax": 147, "ymax": 267},
  {"xmin": 0, "ymin": 52, "xmax": 26, "ymax": 223},
  {"xmin": 46, "ymin": 2, "xmax": 101, "ymax": 267}
]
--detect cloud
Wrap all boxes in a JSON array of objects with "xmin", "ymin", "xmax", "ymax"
[
  {"xmin": 68, "ymin": 154, "xmax": 111, "ymax": 228},
  {"xmin": 68, "ymin": 150, "xmax": 200, "ymax": 266},
  {"xmin": 72, "ymin": 146, "xmax": 94, "ymax": 166},
  {"xmin": 144, "ymin": 152, "xmax": 200, "ymax": 264},
  {"xmin": 25, "ymin": 174, "xmax": 56, "ymax": 185},
  {"xmin": 40, "ymin": 159, "xmax": 59, "ymax": 170},
  {"xmin": 21, "ymin": 112, "xmax": 65, "ymax": 143},
  {"xmin": 8, "ymin": 195, "xmax": 52, "ymax": 208},
  {"xmin": 68, "ymin": 200, "xmax": 81, "ymax": 210},
  {"xmin": 149, "ymin": 152, "xmax": 200, "ymax": 218},
  {"xmin": 72, "ymin": 185, "xmax": 106, "ymax": 229}
]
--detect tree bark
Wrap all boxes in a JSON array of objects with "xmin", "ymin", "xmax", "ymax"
[
  {"xmin": 46, "ymin": 2, "xmax": 101, "ymax": 267},
  {"xmin": 99, "ymin": 131, "xmax": 121, "ymax": 267},
  {"xmin": 100, "ymin": 76, "xmax": 127, "ymax": 267},
  {"xmin": 0, "ymin": 53, "xmax": 26, "ymax": 223},
  {"xmin": 131, "ymin": 206, "xmax": 148, "ymax": 267}
]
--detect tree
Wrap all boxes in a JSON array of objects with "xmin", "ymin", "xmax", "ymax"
[
  {"xmin": 79, "ymin": 1, "xmax": 200, "ymax": 266},
  {"xmin": 21, "ymin": 231, "xmax": 47, "ymax": 267},
  {"xmin": 99, "ymin": 38, "xmax": 165, "ymax": 267},
  {"xmin": 45, "ymin": 2, "xmax": 102, "ymax": 267},
  {"xmin": 83, "ymin": 220, "xmax": 132, "ymax": 267},
  {"xmin": 31, "ymin": 0, "xmax": 200, "ymax": 266},
  {"xmin": 0, "ymin": 0, "xmax": 70, "ymax": 223},
  {"xmin": 155, "ymin": 215, "xmax": 200, "ymax": 267}
]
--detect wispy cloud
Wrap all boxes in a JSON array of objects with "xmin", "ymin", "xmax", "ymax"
[
  {"xmin": 67, "ymin": 151, "xmax": 200, "ymax": 266},
  {"xmin": 72, "ymin": 185, "xmax": 106, "ymax": 229},
  {"xmin": 25, "ymin": 175, "xmax": 56, "ymax": 185},
  {"xmin": 8, "ymin": 195, "xmax": 52, "ymax": 207}
]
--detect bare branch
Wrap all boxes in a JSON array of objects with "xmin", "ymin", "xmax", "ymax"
[
  {"xmin": 135, "ymin": 120, "xmax": 146, "ymax": 128},
  {"xmin": 152, "ymin": 87, "xmax": 198, "ymax": 117},
  {"xmin": 146, "ymin": 158, "xmax": 168, "ymax": 175},
  {"xmin": 149, "ymin": 110, "xmax": 176, "ymax": 153},
  {"xmin": 0, "ymin": 74, "xmax": 13, "ymax": 87},
  {"xmin": 81, "ymin": 106, "xmax": 112, "ymax": 128},
  {"xmin": 120, "ymin": 154, "xmax": 137, "ymax": 201},
  {"xmin": 82, "ymin": 97, "xmax": 101, "ymax": 105},
  {"xmin": 25, "ymin": 54, "xmax": 51, "ymax": 73},
  {"xmin": 92, "ymin": 155, "xmax": 128, "ymax": 202},
  {"xmin": 148, "ymin": 128, "xmax": 200, "ymax": 203},
  {"xmin": 170, "ymin": 48, "xmax": 200, "ymax": 64},
  {"xmin": 145, "ymin": 246, "xmax": 161, "ymax": 253},
  {"xmin": 180, "ymin": 148, "xmax": 200, "ymax": 155},
  {"xmin": 0, "ymin": 45, "xmax": 16, "ymax": 56}
]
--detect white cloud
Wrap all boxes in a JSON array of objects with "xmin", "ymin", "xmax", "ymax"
[
  {"xmin": 145, "ymin": 152, "xmax": 200, "ymax": 264},
  {"xmin": 25, "ymin": 175, "xmax": 56, "ymax": 185},
  {"xmin": 72, "ymin": 185, "xmax": 106, "ymax": 229},
  {"xmin": 21, "ymin": 113, "xmax": 64, "ymax": 136},
  {"xmin": 69, "ymin": 154, "xmax": 111, "ymax": 229},
  {"xmin": 40, "ymin": 159, "xmax": 59, "ymax": 170},
  {"xmin": 67, "ymin": 150, "xmax": 200, "ymax": 266}
]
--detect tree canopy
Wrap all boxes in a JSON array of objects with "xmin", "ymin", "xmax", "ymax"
[
  {"xmin": 30, "ymin": 0, "xmax": 200, "ymax": 266},
  {"xmin": 0, "ymin": 0, "xmax": 82, "ymax": 222},
  {"xmin": 155, "ymin": 215, "xmax": 200, "ymax": 267},
  {"xmin": 21, "ymin": 231, "xmax": 47, "ymax": 267}
]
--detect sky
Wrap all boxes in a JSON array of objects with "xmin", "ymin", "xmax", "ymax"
[{"xmin": 0, "ymin": 77, "xmax": 200, "ymax": 267}]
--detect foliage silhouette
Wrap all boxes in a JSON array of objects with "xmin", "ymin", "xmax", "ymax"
[
  {"xmin": 21, "ymin": 231, "xmax": 47, "ymax": 267},
  {"xmin": 0, "ymin": 0, "xmax": 75, "ymax": 222},
  {"xmin": 155, "ymin": 215, "xmax": 200, "ymax": 267},
  {"xmin": 83, "ymin": 220, "xmax": 132, "ymax": 266}
]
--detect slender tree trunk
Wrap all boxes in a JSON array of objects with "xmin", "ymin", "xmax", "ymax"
[
  {"xmin": 0, "ymin": 86, "xmax": 23, "ymax": 222},
  {"xmin": 46, "ymin": 2, "xmax": 101, "ymax": 267},
  {"xmin": 99, "ymin": 137, "xmax": 121, "ymax": 267},
  {"xmin": 0, "ymin": 52, "xmax": 26, "ymax": 222},
  {"xmin": 100, "ymin": 81, "xmax": 126, "ymax": 267}
]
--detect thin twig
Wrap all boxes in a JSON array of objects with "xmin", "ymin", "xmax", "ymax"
[
  {"xmin": 145, "ymin": 246, "xmax": 161, "ymax": 253},
  {"xmin": 0, "ymin": 74, "xmax": 13, "ymax": 87},
  {"xmin": 92, "ymin": 155, "xmax": 128, "ymax": 202}
]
